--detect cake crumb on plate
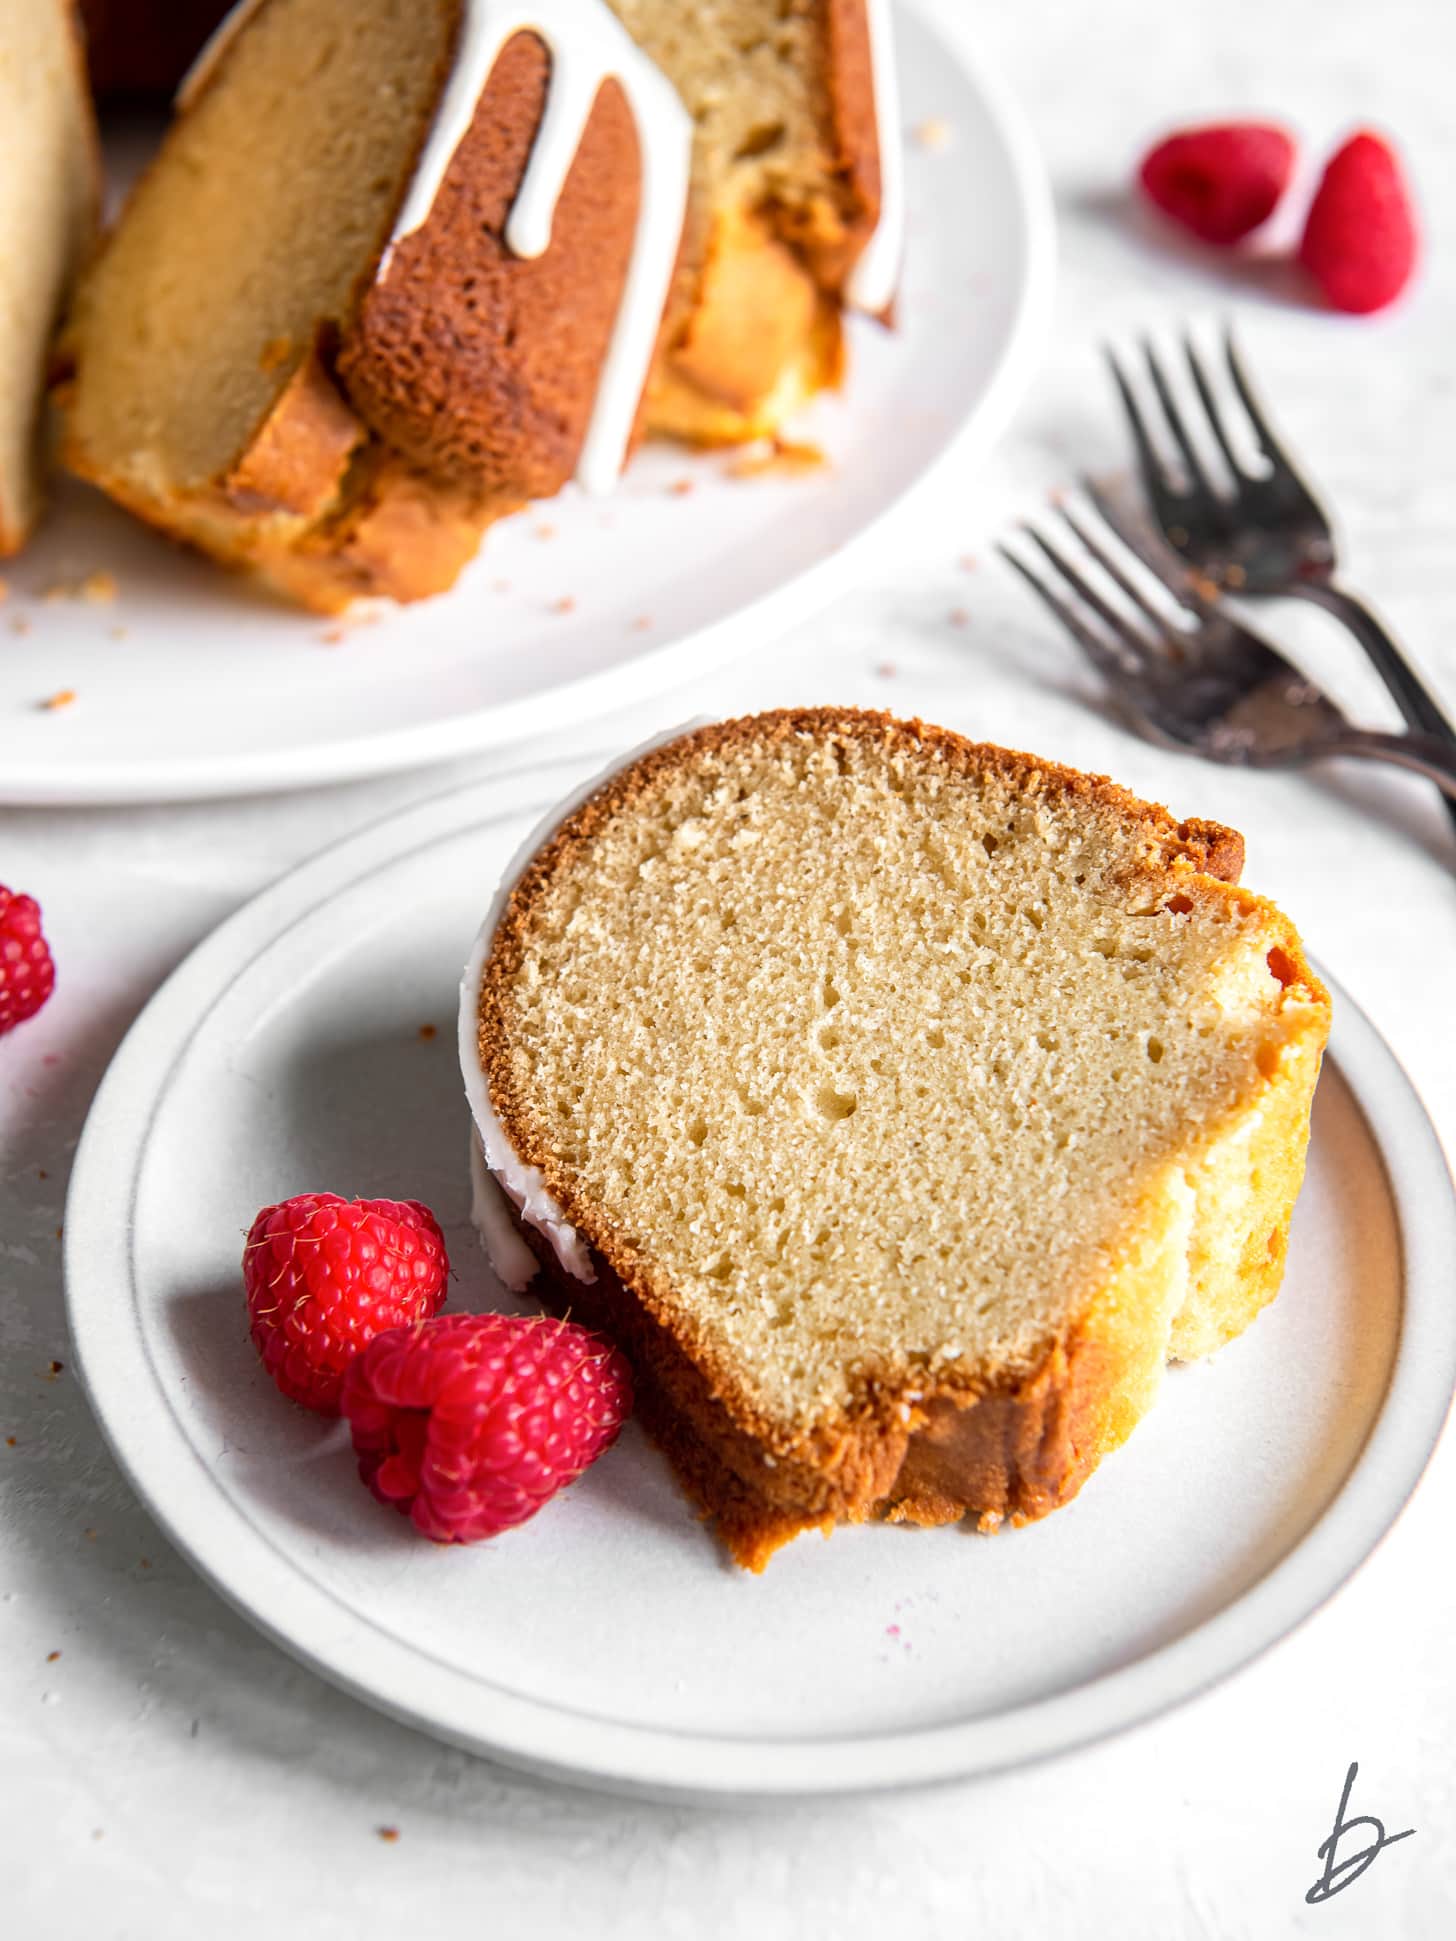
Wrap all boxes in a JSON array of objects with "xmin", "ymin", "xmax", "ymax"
[
  {"xmin": 915, "ymin": 116, "xmax": 953, "ymax": 151},
  {"xmin": 729, "ymin": 437, "xmax": 828, "ymax": 479}
]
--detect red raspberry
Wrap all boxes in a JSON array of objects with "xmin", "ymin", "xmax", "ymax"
[
  {"xmin": 1299, "ymin": 131, "xmax": 1417, "ymax": 314},
  {"xmin": 1139, "ymin": 122, "xmax": 1295, "ymax": 244},
  {"xmin": 0, "ymin": 886, "xmax": 56, "ymax": 1035},
  {"xmin": 243, "ymin": 1194, "xmax": 448, "ymax": 1414},
  {"xmin": 341, "ymin": 1312, "xmax": 633, "ymax": 1543}
]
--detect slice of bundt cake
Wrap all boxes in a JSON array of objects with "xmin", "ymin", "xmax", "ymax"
[
  {"xmin": 461, "ymin": 709, "xmax": 1331, "ymax": 1570},
  {"xmin": 59, "ymin": 0, "xmax": 897, "ymax": 610},
  {"xmin": 0, "ymin": 0, "xmax": 96, "ymax": 556}
]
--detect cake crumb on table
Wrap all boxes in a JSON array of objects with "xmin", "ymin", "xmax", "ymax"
[
  {"xmin": 549, "ymin": 596, "xmax": 576, "ymax": 615},
  {"xmin": 38, "ymin": 688, "xmax": 78, "ymax": 711},
  {"xmin": 418, "ymin": 1024, "xmax": 437, "ymax": 1042},
  {"xmin": 667, "ymin": 477, "xmax": 695, "ymax": 496},
  {"xmin": 376, "ymin": 1826, "xmax": 400, "ymax": 1843}
]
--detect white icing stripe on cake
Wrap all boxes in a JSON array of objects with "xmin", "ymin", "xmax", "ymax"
[
  {"xmin": 844, "ymin": 0, "xmax": 904, "ymax": 316},
  {"xmin": 457, "ymin": 721, "xmax": 711, "ymax": 1288},
  {"xmin": 381, "ymin": 0, "xmax": 692, "ymax": 495},
  {"xmin": 468, "ymin": 1128, "xmax": 541, "ymax": 1291},
  {"xmin": 174, "ymin": 0, "xmax": 268, "ymax": 111}
]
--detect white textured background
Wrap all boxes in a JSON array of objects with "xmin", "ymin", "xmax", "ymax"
[{"xmin": 4, "ymin": 0, "xmax": 1455, "ymax": 1934}]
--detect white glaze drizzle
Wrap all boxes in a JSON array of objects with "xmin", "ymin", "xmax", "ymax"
[
  {"xmin": 457, "ymin": 722, "xmax": 711, "ymax": 1287},
  {"xmin": 174, "ymin": 0, "xmax": 268, "ymax": 112},
  {"xmin": 467, "ymin": 1128, "xmax": 541, "ymax": 1291},
  {"xmin": 844, "ymin": 0, "xmax": 904, "ymax": 316},
  {"xmin": 381, "ymin": 0, "xmax": 692, "ymax": 495},
  {"xmin": 178, "ymin": 0, "xmax": 899, "ymax": 467}
]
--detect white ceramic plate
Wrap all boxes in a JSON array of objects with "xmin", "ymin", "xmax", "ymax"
[
  {"xmin": 0, "ymin": 2, "xmax": 1052, "ymax": 805},
  {"xmin": 64, "ymin": 755, "xmax": 1456, "ymax": 1802}
]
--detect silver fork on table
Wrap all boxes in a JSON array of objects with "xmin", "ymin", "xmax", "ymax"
[
  {"xmin": 1105, "ymin": 326, "xmax": 1456, "ymax": 830},
  {"xmin": 997, "ymin": 501, "xmax": 1456, "ymax": 802}
]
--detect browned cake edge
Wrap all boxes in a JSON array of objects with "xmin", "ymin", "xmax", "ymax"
[
  {"xmin": 814, "ymin": 0, "xmax": 885, "ymax": 296},
  {"xmin": 476, "ymin": 708, "xmax": 1330, "ymax": 1569}
]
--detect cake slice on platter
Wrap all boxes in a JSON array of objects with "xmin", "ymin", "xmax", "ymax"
[
  {"xmin": 460, "ymin": 709, "xmax": 1331, "ymax": 1570},
  {"xmin": 59, "ymin": 0, "xmax": 900, "ymax": 610},
  {"xmin": 0, "ymin": 0, "xmax": 97, "ymax": 556}
]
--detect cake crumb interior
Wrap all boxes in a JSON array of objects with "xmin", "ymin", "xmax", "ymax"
[{"xmin": 485, "ymin": 726, "xmax": 1306, "ymax": 1436}]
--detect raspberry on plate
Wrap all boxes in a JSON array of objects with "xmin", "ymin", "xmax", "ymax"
[
  {"xmin": 0, "ymin": 885, "xmax": 56, "ymax": 1035},
  {"xmin": 341, "ymin": 1312, "xmax": 634, "ymax": 1544},
  {"xmin": 1138, "ymin": 122, "xmax": 1296, "ymax": 245},
  {"xmin": 243, "ymin": 1193, "xmax": 448, "ymax": 1414},
  {"xmin": 1299, "ymin": 131, "xmax": 1418, "ymax": 314}
]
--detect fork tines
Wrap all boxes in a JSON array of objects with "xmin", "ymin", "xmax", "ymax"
[
  {"xmin": 1103, "ymin": 327, "xmax": 1299, "ymax": 530},
  {"xmin": 996, "ymin": 503, "xmax": 1186, "ymax": 705}
]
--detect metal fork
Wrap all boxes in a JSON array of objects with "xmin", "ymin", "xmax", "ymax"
[
  {"xmin": 998, "ymin": 503, "xmax": 1456, "ymax": 801},
  {"xmin": 1107, "ymin": 327, "xmax": 1456, "ymax": 829}
]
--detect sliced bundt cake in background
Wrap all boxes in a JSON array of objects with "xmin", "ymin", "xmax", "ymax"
[
  {"xmin": 0, "ymin": 0, "xmax": 97, "ymax": 556},
  {"xmin": 461, "ymin": 710, "xmax": 1331, "ymax": 1569},
  {"xmin": 59, "ymin": 0, "xmax": 898, "ymax": 611}
]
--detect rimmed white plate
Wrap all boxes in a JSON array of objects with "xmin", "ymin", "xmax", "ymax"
[
  {"xmin": 64, "ymin": 754, "xmax": 1456, "ymax": 1802},
  {"xmin": 1, "ymin": 2, "xmax": 1052, "ymax": 805}
]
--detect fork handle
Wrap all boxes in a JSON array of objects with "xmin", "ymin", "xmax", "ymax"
[
  {"xmin": 1307, "ymin": 727, "xmax": 1456, "ymax": 803},
  {"xmin": 1294, "ymin": 581, "xmax": 1456, "ymax": 736},
  {"xmin": 1293, "ymin": 581, "xmax": 1456, "ymax": 832}
]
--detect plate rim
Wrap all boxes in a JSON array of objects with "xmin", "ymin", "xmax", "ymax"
[
  {"xmin": 6, "ymin": 0, "xmax": 1056, "ymax": 808},
  {"xmin": 63, "ymin": 759, "xmax": 1456, "ymax": 1802}
]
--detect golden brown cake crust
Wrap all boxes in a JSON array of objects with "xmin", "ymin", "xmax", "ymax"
[
  {"xmin": 337, "ymin": 30, "xmax": 655, "ymax": 501},
  {"xmin": 221, "ymin": 340, "xmax": 365, "ymax": 520},
  {"xmin": 476, "ymin": 709, "xmax": 1328, "ymax": 1568}
]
